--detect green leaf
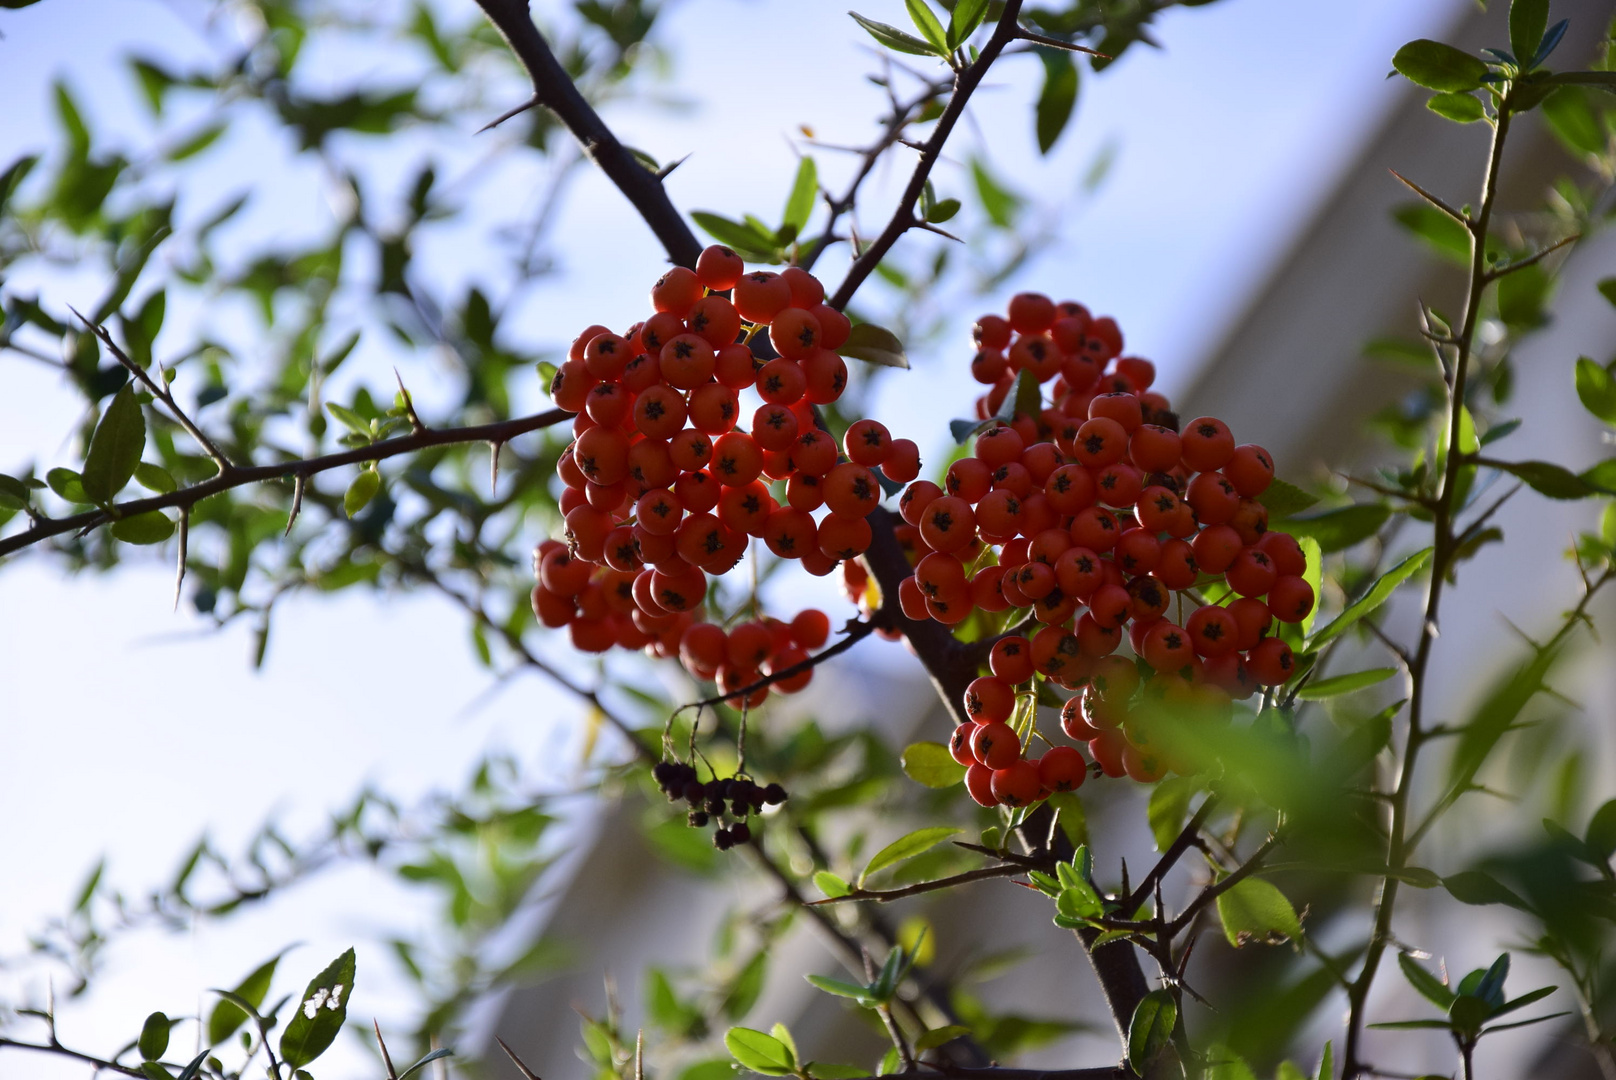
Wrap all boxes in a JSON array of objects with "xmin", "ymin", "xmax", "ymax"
[
  {"xmin": 133, "ymin": 461, "xmax": 177, "ymax": 494},
  {"xmin": 47, "ymin": 467, "xmax": 89, "ymax": 504},
  {"xmin": 1583, "ymin": 459, "xmax": 1616, "ymax": 492},
  {"xmin": 1216, "ymin": 877, "xmax": 1302, "ymax": 946},
  {"xmin": 1299, "ymin": 535, "xmax": 1323, "ymax": 637},
  {"xmin": 1448, "ymin": 994, "xmax": 1492, "ymax": 1035},
  {"xmin": 1398, "ymin": 953, "xmax": 1455, "ymax": 1009},
  {"xmin": 725, "ymin": 1027, "xmax": 795, "ymax": 1075},
  {"xmin": 1443, "ymin": 871, "xmax": 1528, "ymax": 910},
  {"xmin": 112, "ymin": 510, "xmax": 176, "ymax": 545},
  {"xmin": 139, "ymin": 1013, "xmax": 171, "ymax": 1061},
  {"xmin": 970, "ymin": 158, "xmax": 1022, "ymax": 229},
  {"xmin": 1491, "ymin": 984, "xmax": 1557, "ymax": 1019},
  {"xmin": 1147, "ymin": 778, "xmax": 1197, "ymax": 852},
  {"xmin": 1127, "ymin": 989, "xmax": 1177, "ymax": 1075},
  {"xmin": 926, "ymin": 197, "xmax": 961, "ymax": 225},
  {"xmin": 0, "ymin": 473, "xmax": 32, "ymax": 511},
  {"xmin": 345, "ymin": 469, "xmax": 381, "ymax": 517},
  {"xmin": 1585, "ymin": 799, "xmax": 1616, "ymax": 860},
  {"xmin": 904, "ymin": 0, "xmax": 948, "ymax": 55},
  {"xmin": 1279, "ymin": 504, "xmax": 1391, "ymax": 554},
  {"xmin": 209, "ymin": 953, "xmax": 285, "ymax": 1045},
  {"xmin": 1490, "ymin": 459, "xmax": 1604, "ymax": 499},
  {"xmin": 140, "ymin": 1064, "xmax": 175, "ymax": 1080},
  {"xmin": 849, "ymin": 12, "xmax": 938, "ymax": 57},
  {"xmin": 805, "ymin": 974, "xmax": 876, "ymax": 1006},
  {"xmin": 782, "ymin": 156, "xmax": 818, "ymax": 235},
  {"xmin": 398, "ymin": 1048, "xmax": 453, "ymax": 1080},
  {"xmin": 915, "ymin": 1025, "xmax": 971, "ymax": 1051},
  {"xmin": 807, "ymin": 1064, "xmax": 871, "ymax": 1079},
  {"xmin": 1394, "ymin": 204, "xmax": 1470, "ymax": 265},
  {"xmin": 859, "ymin": 826, "xmax": 963, "ymax": 885},
  {"xmin": 168, "ymin": 122, "xmax": 226, "ymax": 162},
  {"xmin": 723, "ymin": 951, "xmax": 768, "ymax": 1020},
  {"xmin": 1368, "ymin": 1019, "xmax": 1455, "ymax": 1031},
  {"xmin": 82, "ymin": 386, "xmax": 147, "ymax": 504},
  {"xmin": 947, "ymin": 0, "xmax": 989, "ymax": 48},
  {"xmin": 1427, "ymin": 91, "xmax": 1486, "ymax": 123},
  {"xmin": 901, "ymin": 741, "xmax": 965, "ymax": 788},
  {"xmin": 1392, "ymin": 39, "xmax": 1490, "ymax": 93},
  {"xmin": 278, "ymin": 948, "xmax": 355, "ymax": 1070},
  {"xmin": 814, "ymin": 870, "xmax": 852, "ymax": 898},
  {"xmin": 691, "ymin": 212, "xmax": 779, "ymax": 260},
  {"xmin": 1307, "ymin": 548, "xmax": 1432, "ymax": 650},
  {"xmin": 1509, "ymin": 0, "xmax": 1549, "ymax": 68},
  {"xmin": 1296, "ymin": 668, "xmax": 1397, "ymax": 700},
  {"xmin": 1258, "ymin": 479, "xmax": 1319, "ymax": 517},
  {"xmin": 840, "ymin": 323, "xmax": 909, "ymax": 369},
  {"xmin": 325, "ymin": 402, "xmax": 371, "ymax": 437},
  {"xmin": 1034, "ymin": 52, "xmax": 1079, "ymax": 154},
  {"xmin": 1448, "ymin": 643, "xmax": 1562, "ymax": 799},
  {"xmin": 1315, "ymin": 1043, "xmax": 1333, "ymax": 1080},
  {"xmin": 1599, "ymin": 278, "xmax": 1616, "ymax": 308},
  {"xmin": 1046, "ymin": 789, "xmax": 1088, "ymax": 849},
  {"xmin": 1543, "ymin": 87, "xmax": 1605, "ymax": 155},
  {"xmin": 1575, "ymin": 357, "xmax": 1616, "ymax": 425}
]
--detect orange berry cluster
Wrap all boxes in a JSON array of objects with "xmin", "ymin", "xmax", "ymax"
[
  {"xmin": 531, "ymin": 246, "xmax": 917, "ymax": 696},
  {"xmin": 894, "ymin": 292, "xmax": 1314, "ymax": 805}
]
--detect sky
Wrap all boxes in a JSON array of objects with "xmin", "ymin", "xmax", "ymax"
[{"xmin": 0, "ymin": 0, "xmax": 1467, "ymax": 1075}]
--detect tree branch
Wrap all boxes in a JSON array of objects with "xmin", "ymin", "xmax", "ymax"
[
  {"xmin": 810, "ymin": 862, "xmax": 1034, "ymax": 905},
  {"xmin": 0, "ymin": 1037, "xmax": 145, "ymax": 1078},
  {"xmin": 0, "ymin": 408, "xmax": 570, "ymax": 558},
  {"xmin": 679, "ymin": 616, "xmax": 879, "ymax": 711},
  {"xmin": 470, "ymin": 0, "xmax": 701, "ymax": 268}
]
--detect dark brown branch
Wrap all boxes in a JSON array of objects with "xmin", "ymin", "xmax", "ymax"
[
  {"xmin": 1122, "ymin": 795, "xmax": 1218, "ymax": 913},
  {"xmin": 470, "ymin": 0, "xmax": 701, "ymax": 267},
  {"xmin": 811, "ymin": 862, "xmax": 1032, "ymax": 905},
  {"xmin": 0, "ymin": 408, "xmax": 570, "ymax": 558},
  {"xmin": 883, "ymin": 1069, "xmax": 1127, "ymax": 1080},
  {"xmin": 1168, "ymin": 832, "xmax": 1280, "ymax": 936},
  {"xmin": 0, "ymin": 1037, "xmax": 145, "ymax": 1078},
  {"xmin": 1483, "ymin": 233, "xmax": 1579, "ymax": 282},
  {"xmin": 681, "ymin": 617, "xmax": 879, "ymax": 711},
  {"xmin": 829, "ymin": 0, "xmax": 1026, "ymax": 310}
]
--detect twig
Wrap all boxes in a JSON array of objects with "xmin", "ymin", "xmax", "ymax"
[
  {"xmin": 0, "ymin": 1037, "xmax": 145, "ymax": 1077},
  {"xmin": 1169, "ymin": 832, "xmax": 1280, "ymax": 936},
  {"xmin": 1124, "ymin": 796, "xmax": 1219, "ymax": 913},
  {"xmin": 1483, "ymin": 233, "xmax": 1579, "ymax": 282},
  {"xmin": 811, "ymin": 863, "xmax": 1031, "ymax": 904},
  {"xmin": 680, "ymin": 618, "xmax": 878, "ymax": 711}
]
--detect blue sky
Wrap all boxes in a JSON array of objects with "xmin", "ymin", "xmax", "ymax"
[{"xmin": 0, "ymin": 0, "xmax": 1464, "ymax": 1073}]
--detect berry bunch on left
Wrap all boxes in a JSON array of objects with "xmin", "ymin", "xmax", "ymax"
[{"xmin": 651, "ymin": 762, "xmax": 788, "ymax": 849}]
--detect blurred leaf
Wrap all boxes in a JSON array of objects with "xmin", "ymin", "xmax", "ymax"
[
  {"xmin": 1035, "ymin": 51, "xmax": 1078, "ymax": 154},
  {"xmin": 841, "ymin": 323, "xmax": 909, "ymax": 369},
  {"xmin": 1127, "ymin": 989, "xmax": 1176, "ymax": 1075},
  {"xmin": 1395, "ymin": 204, "xmax": 1470, "ymax": 265},
  {"xmin": 849, "ymin": 12, "xmax": 937, "ymax": 57},
  {"xmin": 134, "ymin": 462, "xmax": 176, "ymax": 494},
  {"xmin": 1147, "ymin": 777, "xmax": 1197, "ymax": 852},
  {"xmin": 345, "ymin": 470, "xmax": 381, "ymax": 517},
  {"xmin": 47, "ymin": 467, "xmax": 89, "ymax": 503},
  {"xmin": 139, "ymin": 1013, "xmax": 171, "ymax": 1061},
  {"xmin": 278, "ymin": 948, "xmax": 355, "ymax": 1069},
  {"xmin": 0, "ymin": 155, "xmax": 38, "ymax": 219},
  {"xmin": 1398, "ymin": 953, "xmax": 1454, "ymax": 1008},
  {"xmin": 781, "ymin": 156, "xmax": 818, "ymax": 235},
  {"xmin": 813, "ymin": 870, "xmax": 851, "ymax": 898},
  {"xmin": 1585, "ymin": 799, "xmax": 1616, "ymax": 860},
  {"xmin": 1490, "ymin": 459, "xmax": 1604, "ymax": 499},
  {"xmin": 398, "ymin": 1049, "xmax": 453, "ymax": 1080},
  {"xmin": 1543, "ymin": 87, "xmax": 1605, "ymax": 155},
  {"xmin": 725, "ymin": 1027, "xmax": 794, "ymax": 1075},
  {"xmin": 1392, "ymin": 39, "xmax": 1489, "ymax": 93},
  {"xmin": 1297, "ymin": 668, "xmax": 1397, "ymax": 700},
  {"xmin": 904, "ymin": 0, "xmax": 948, "ymax": 56},
  {"xmin": 82, "ymin": 385, "xmax": 147, "ymax": 504},
  {"xmin": 1575, "ymin": 357, "xmax": 1616, "ymax": 424},
  {"xmin": 1443, "ymin": 870, "xmax": 1529, "ymax": 910},
  {"xmin": 915, "ymin": 1025, "xmax": 970, "ymax": 1051},
  {"xmin": 168, "ymin": 123, "xmax": 226, "ymax": 162},
  {"xmin": 806, "ymin": 1065, "xmax": 870, "ymax": 1079},
  {"xmin": 1448, "ymin": 642, "xmax": 1561, "ymax": 800},
  {"xmin": 901, "ymin": 741, "xmax": 964, "ymax": 787},
  {"xmin": 1307, "ymin": 548, "xmax": 1432, "ymax": 650},
  {"xmin": 111, "ymin": 510, "xmax": 176, "ymax": 545},
  {"xmin": 723, "ymin": 951, "xmax": 768, "ymax": 1020},
  {"xmin": 1279, "ymin": 504, "xmax": 1390, "ymax": 554},
  {"xmin": 859, "ymin": 827, "xmax": 963, "ymax": 886},
  {"xmin": 1258, "ymin": 479, "xmax": 1318, "ymax": 517},
  {"xmin": 1427, "ymin": 91, "xmax": 1486, "ymax": 122},
  {"xmin": 805, "ymin": 974, "xmax": 876, "ymax": 1007},
  {"xmin": 209, "ymin": 953, "xmax": 285, "ymax": 1046},
  {"xmin": 925, "ymin": 197, "xmax": 961, "ymax": 224},
  {"xmin": 971, "ymin": 157, "xmax": 1022, "ymax": 229},
  {"xmin": 1510, "ymin": 0, "xmax": 1548, "ymax": 67},
  {"xmin": 1217, "ymin": 877, "xmax": 1301, "ymax": 946}
]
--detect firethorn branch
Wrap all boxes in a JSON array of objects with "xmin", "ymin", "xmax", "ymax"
[
  {"xmin": 809, "ymin": 860, "xmax": 1043, "ymax": 905},
  {"xmin": 0, "ymin": 405, "xmax": 572, "ymax": 559},
  {"xmin": 0, "ymin": 1036, "xmax": 147, "ymax": 1078},
  {"xmin": 679, "ymin": 615, "xmax": 880, "ymax": 711},
  {"xmin": 1122, "ymin": 796, "xmax": 1219, "ymax": 913},
  {"xmin": 828, "ymin": 0, "xmax": 1027, "ymax": 312}
]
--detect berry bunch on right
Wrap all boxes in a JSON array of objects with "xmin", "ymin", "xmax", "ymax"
[{"xmin": 897, "ymin": 292, "xmax": 1316, "ymax": 805}]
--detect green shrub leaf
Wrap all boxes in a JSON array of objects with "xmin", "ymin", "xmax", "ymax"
[
  {"xmin": 82, "ymin": 385, "xmax": 147, "ymax": 504},
  {"xmin": 278, "ymin": 948, "xmax": 355, "ymax": 1070},
  {"xmin": 901, "ymin": 741, "xmax": 965, "ymax": 788},
  {"xmin": 1392, "ymin": 39, "xmax": 1489, "ymax": 93},
  {"xmin": 859, "ymin": 826, "xmax": 963, "ymax": 885}
]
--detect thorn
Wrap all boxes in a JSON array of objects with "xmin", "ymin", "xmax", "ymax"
[
  {"xmin": 490, "ymin": 440, "xmax": 502, "ymax": 495},
  {"xmin": 916, "ymin": 221, "xmax": 963, "ymax": 243},
  {"xmin": 1388, "ymin": 169, "xmax": 1467, "ymax": 225},
  {"xmin": 374, "ymin": 1020, "xmax": 398, "ymax": 1080},
  {"xmin": 477, "ymin": 95, "xmax": 540, "ymax": 135},
  {"xmin": 285, "ymin": 475, "xmax": 305, "ymax": 537},
  {"xmin": 656, "ymin": 154, "xmax": 690, "ymax": 180},
  {"xmin": 174, "ymin": 508, "xmax": 189, "ymax": 613},
  {"xmin": 494, "ymin": 1035, "xmax": 542, "ymax": 1077}
]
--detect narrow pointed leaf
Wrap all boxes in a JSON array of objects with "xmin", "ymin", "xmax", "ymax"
[
  {"xmin": 840, "ymin": 323, "xmax": 909, "ymax": 369},
  {"xmin": 1127, "ymin": 989, "xmax": 1176, "ymax": 1075},
  {"xmin": 1297, "ymin": 668, "xmax": 1397, "ymax": 700},
  {"xmin": 782, "ymin": 156, "xmax": 818, "ymax": 234},
  {"xmin": 81, "ymin": 385, "xmax": 147, "ymax": 504},
  {"xmin": 849, "ymin": 12, "xmax": 937, "ymax": 57},
  {"xmin": 278, "ymin": 948, "xmax": 355, "ymax": 1070},
  {"xmin": 859, "ymin": 826, "xmax": 963, "ymax": 886},
  {"xmin": 903, "ymin": 0, "xmax": 948, "ymax": 55},
  {"xmin": 1509, "ymin": 0, "xmax": 1549, "ymax": 68},
  {"xmin": 1307, "ymin": 548, "xmax": 1432, "ymax": 650},
  {"xmin": 1398, "ymin": 953, "xmax": 1455, "ymax": 1009},
  {"xmin": 946, "ymin": 0, "xmax": 989, "ymax": 48}
]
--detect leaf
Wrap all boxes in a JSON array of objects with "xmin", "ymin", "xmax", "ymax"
[
  {"xmin": 725, "ymin": 1027, "xmax": 795, "ymax": 1075},
  {"xmin": 1600, "ymin": 278, "xmax": 1616, "ymax": 308},
  {"xmin": 81, "ymin": 385, "xmax": 147, "ymax": 504},
  {"xmin": 947, "ymin": 0, "xmax": 988, "ymax": 48},
  {"xmin": 1315, "ymin": 1043, "xmax": 1333, "ymax": 1080},
  {"xmin": 1392, "ymin": 39, "xmax": 1490, "ymax": 93},
  {"xmin": 1307, "ymin": 548, "xmax": 1432, "ymax": 650},
  {"xmin": 1443, "ymin": 870, "xmax": 1529, "ymax": 910},
  {"xmin": 398, "ymin": 1048, "xmax": 454, "ymax": 1079},
  {"xmin": 1448, "ymin": 643, "xmax": 1561, "ymax": 798},
  {"xmin": 814, "ymin": 870, "xmax": 852, "ymax": 898},
  {"xmin": 1509, "ymin": 0, "xmax": 1549, "ymax": 68},
  {"xmin": 1299, "ymin": 535, "xmax": 1323, "ymax": 637},
  {"xmin": 133, "ymin": 461, "xmax": 177, "ymax": 494},
  {"xmin": 0, "ymin": 474, "xmax": 32, "ymax": 511},
  {"xmin": 1147, "ymin": 778, "xmax": 1197, "ymax": 852},
  {"xmin": 915, "ymin": 1025, "xmax": 971, "ymax": 1051},
  {"xmin": 1544, "ymin": 87, "xmax": 1606, "ymax": 155},
  {"xmin": 1216, "ymin": 878, "xmax": 1302, "ymax": 947},
  {"xmin": 209, "ymin": 953, "xmax": 286, "ymax": 1045},
  {"xmin": 1398, "ymin": 953, "xmax": 1455, "ymax": 1009},
  {"xmin": 970, "ymin": 158, "xmax": 1022, "ymax": 229},
  {"xmin": 345, "ymin": 470, "xmax": 381, "ymax": 517},
  {"xmin": 840, "ymin": 323, "xmax": 909, "ymax": 369},
  {"xmin": 782, "ymin": 156, "xmax": 818, "ymax": 235},
  {"xmin": 1427, "ymin": 91, "xmax": 1486, "ymax": 123},
  {"xmin": 849, "ymin": 12, "xmax": 938, "ymax": 57},
  {"xmin": 325, "ymin": 402, "xmax": 371, "ymax": 437},
  {"xmin": 690, "ymin": 212, "xmax": 779, "ymax": 259},
  {"xmin": 139, "ymin": 1013, "xmax": 171, "ymax": 1061},
  {"xmin": 1394, "ymin": 204, "xmax": 1470, "ymax": 265},
  {"xmin": 859, "ymin": 826, "xmax": 963, "ymax": 885},
  {"xmin": 901, "ymin": 741, "xmax": 965, "ymax": 788},
  {"xmin": 904, "ymin": 0, "xmax": 948, "ymax": 55},
  {"xmin": 807, "ymin": 1064, "xmax": 871, "ymax": 1079},
  {"xmin": 805, "ymin": 974, "xmax": 876, "ymax": 1007},
  {"xmin": 1575, "ymin": 357, "xmax": 1616, "ymax": 425},
  {"xmin": 112, "ymin": 510, "xmax": 176, "ymax": 545},
  {"xmin": 1127, "ymin": 989, "xmax": 1177, "ymax": 1075},
  {"xmin": 1258, "ymin": 479, "xmax": 1318, "ymax": 517},
  {"xmin": 1034, "ymin": 52, "xmax": 1078, "ymax": 154},
  {"xmin": 1490, "ymin": 984, "xmax": 1557, "ymax": 1019},
  {"xmin": 168, "ymin": 122, "xmax": 226, "ymax": 162},
  {"xmin": 278, "ymin": 948, "xmax": 355, "ymax": 1070},
  {"xmin": 1296, "ymin": 668, "xmax": 1397, "ymax": 700},
  {"xmin": 1490, "ymin": 459, "xmax": 1605, "ymax": 499},
  {"xmin": 723, "ymin": 951, "xmax": 768, "ymax": 1020},
  {"xmin": 1279, "ymin": 504, "xmax": 1391, "ymax": 554},
  {"xmin": 1586, "ymin": 799, "xmax": 1616, "ymax": 860},
  {"xmin": 926, "ymin": 197, "xmax": 961, "ymax": 224},
  {"xmin": 47, "ymin": 467, "xmax": 90, "ymax": 504}
]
